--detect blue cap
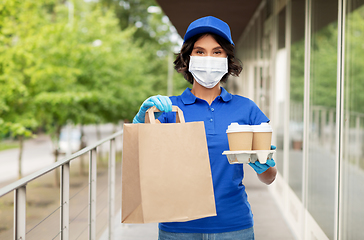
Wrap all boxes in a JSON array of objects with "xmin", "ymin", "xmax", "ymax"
[{"xmin": 183, "ymin": 16, "xmax": 234, "ymax": 45}]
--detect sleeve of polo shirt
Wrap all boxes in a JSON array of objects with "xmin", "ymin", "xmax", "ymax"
[{"xmin": 250, "ymin": 101, "xmax": 270, "ymax": 124}]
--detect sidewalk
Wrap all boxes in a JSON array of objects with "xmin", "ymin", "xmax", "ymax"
[
  {"xmin": 107, "ymin": 165, "xmax": 296, "ymax": 240},
  {"xmin": 0, "ymin": 129, "xmax": 296, "ymax": 239}
]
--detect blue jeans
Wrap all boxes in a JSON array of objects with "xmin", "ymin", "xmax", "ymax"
[{"xmin": 158, "ymin": 227, "xmax": 255, "ymax": 240}]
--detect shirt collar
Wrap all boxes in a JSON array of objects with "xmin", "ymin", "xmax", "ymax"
[
  {"xmin": 181, "ymin": 87, "xmax": 232, "ymax": 105},
  {"xmin": 220, "ymin": 87, "xmax": 232, "ymax": 102}
]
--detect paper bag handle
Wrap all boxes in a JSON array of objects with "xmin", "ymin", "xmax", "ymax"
[{"xmin": 145, "ymin": 106, "xmax": 185, "ymax": 124}]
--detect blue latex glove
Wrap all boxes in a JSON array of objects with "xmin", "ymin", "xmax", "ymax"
[
  {"xmin": 132, "ymin": 95, "xmax": 172, "ymax": 123},
  {"xmin": 249, "ymin": 145, "xmax": 276, "ymax": 174}
]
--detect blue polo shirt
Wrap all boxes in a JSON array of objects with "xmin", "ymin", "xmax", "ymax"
[{"xmin": 158, "ymin": 87, "xmax": 269, "ymax": 233}]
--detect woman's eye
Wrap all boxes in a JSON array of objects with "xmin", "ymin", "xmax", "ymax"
[
  {"xmin": 214, "ymin": 51, "xmax": 222, "ymax": 55},
  {"xmin": 196, "ymin": 51, "xmax": 204, "ymax": 54}
]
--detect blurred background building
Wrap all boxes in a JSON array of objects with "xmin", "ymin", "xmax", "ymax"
[{"xmin": 156, "ymin": 0, "xmax": 364, "ymax": 239}]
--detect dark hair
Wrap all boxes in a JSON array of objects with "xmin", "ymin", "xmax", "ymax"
[{"xmin": 174, "ymin": 33, "xmax": 243, "ymax": 84}]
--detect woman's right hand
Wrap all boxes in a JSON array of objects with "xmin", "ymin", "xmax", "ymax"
[{"xmin": 132, "ymin": 95, "xmax": 172, "ymax": 123}]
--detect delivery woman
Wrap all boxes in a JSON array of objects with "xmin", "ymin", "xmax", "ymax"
[{"xmin": 132, "ymin": 16, "xmax": 277, "ymax": 240}]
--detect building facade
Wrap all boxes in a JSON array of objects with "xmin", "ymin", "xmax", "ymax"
[
  {"xmin": 156, "ymin": 0, "xmax": 364, "ymax": 239},
  {"xmin": 228, "ymin": 0, "xmax": 364, "ymax": 239}
]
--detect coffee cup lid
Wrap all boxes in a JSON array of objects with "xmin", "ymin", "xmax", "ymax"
[
  {"xmin": 226, "ymin": 122, "xmax": 253, "ymax": 133},
  {"xmin": 251, "ymin": 122, "xmax": 272, "ymax": 132}
]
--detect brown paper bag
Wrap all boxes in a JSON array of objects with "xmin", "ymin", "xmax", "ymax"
[{"xmin": 121, "ymin": 106, "xmax": 216, "ymax": 223}]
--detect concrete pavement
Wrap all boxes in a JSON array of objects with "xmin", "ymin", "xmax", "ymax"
[
  {"xmin": 105, "ymin": 165, "xmax": 296, "ymax": 240},
  {"xmin": 1, "ymin": 124, "xmax": 296, "ymax": 239}
]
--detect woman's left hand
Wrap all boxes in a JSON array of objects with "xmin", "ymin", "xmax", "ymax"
[
  {"xmin": 248, "ymin": 145, "xmax": 276, "ymax": 174},
  {"xmin": 249, "ymin": 159, "xmax": 276, "ymax": 174}
]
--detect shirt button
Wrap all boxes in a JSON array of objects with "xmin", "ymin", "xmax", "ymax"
[
  {"xmin": 210, "ymin": 119, "xmax": 213, "ymax": 122},
  {"xmin": 211, "ymin": 108, "xmax": 214, "ymax": 111}
]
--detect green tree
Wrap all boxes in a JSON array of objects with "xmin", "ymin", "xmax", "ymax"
[
  {"xmin": 1, "ymin": 0, "xmax": 187, "ymax": 183},
  {"xmin": 345, "ymin": 6, "xmax": 364, "ymax": 113},
  {"xmin": 290, "ymin": 39, "xmax": 305, "ymax": 104},
  {"xmin": 97, "ymin": 0, "xmax": 189, "ymax": 96},
  {"xmin": 290, "ymin": 22, "xmax": 338, "ymax": 109},
  {"xmin": 0, "ymin": 0, "xmax": 52, "ymax": 178},
  {"xmin": 310, "ymin": 22, "xmax": 338, "ymax": 109}
]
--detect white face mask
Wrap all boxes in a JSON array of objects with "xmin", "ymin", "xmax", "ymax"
[{"xmin": 189, "ymin": 56, "xmax": 228, "ymax": 88}]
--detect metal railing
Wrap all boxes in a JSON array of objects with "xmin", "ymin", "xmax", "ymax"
[{"xmin": 0, "ymin": 129, "xmax": 123, "ymax": 240}]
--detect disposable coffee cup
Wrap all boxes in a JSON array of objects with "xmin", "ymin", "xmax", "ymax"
[
  {"xmin": 251, "ymin": 123, "xmax": 272, "ymax": 150},
  {"xmin": 226, "ymin": 123, "xmax": 253, "ymax": 151}
]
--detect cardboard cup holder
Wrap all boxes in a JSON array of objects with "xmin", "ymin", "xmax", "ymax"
[{"xmin": 222, "ymin": 150, "xmax": 275, "ymax": 164}]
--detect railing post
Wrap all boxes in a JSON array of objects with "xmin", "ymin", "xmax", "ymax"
[
  {"xmin": 314, "ymin": 108, "xmax": 320, "ymax": 142},
  {"xmin": 355, "ymin": 116, "xmax": 360, "ymax": 166},
  {"xmin": 329, "ymin": 110, "xmax": 335, "ymax": 152},
  {"xmin": 321, "ymin": 109, "xmax": 326, "ymax": 146},
  {"xmin": 60, "ymin": 162, "xmax": 70, "ymax": 240},
  {"xmin": 89, "ymin": 148, "xmax": 97, "ymax": 240},
  {"xmin": 14, "ymin": 186, "xmax": 26, "ymax": 240},
  {"xmin": 108, "ymin": 139, "xmax": 116, "ymax": 240}
]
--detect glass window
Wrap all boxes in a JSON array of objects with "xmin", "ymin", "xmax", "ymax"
[
  {"xmin": 275, "ymin": 7, "xmax": 286, "ymax": 174},
  {"xmin": 289, "ymin": 0, "xmax": 305, "ymax": 200},
  {"xmin": 341, "ymin": 1, "xmax": 364, "ymax": 239},
  {"xmin": 308, "ymin": 0, "xmax": 338, "ymax": 239}
]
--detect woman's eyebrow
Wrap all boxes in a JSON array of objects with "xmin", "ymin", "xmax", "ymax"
[
  {"xmin": 193, "ymin": 46, "xmax": 205, "ymax": 50},
  {"xmin": 193, "ymin": 46, "xmax": 222, "ymax": 50}
]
